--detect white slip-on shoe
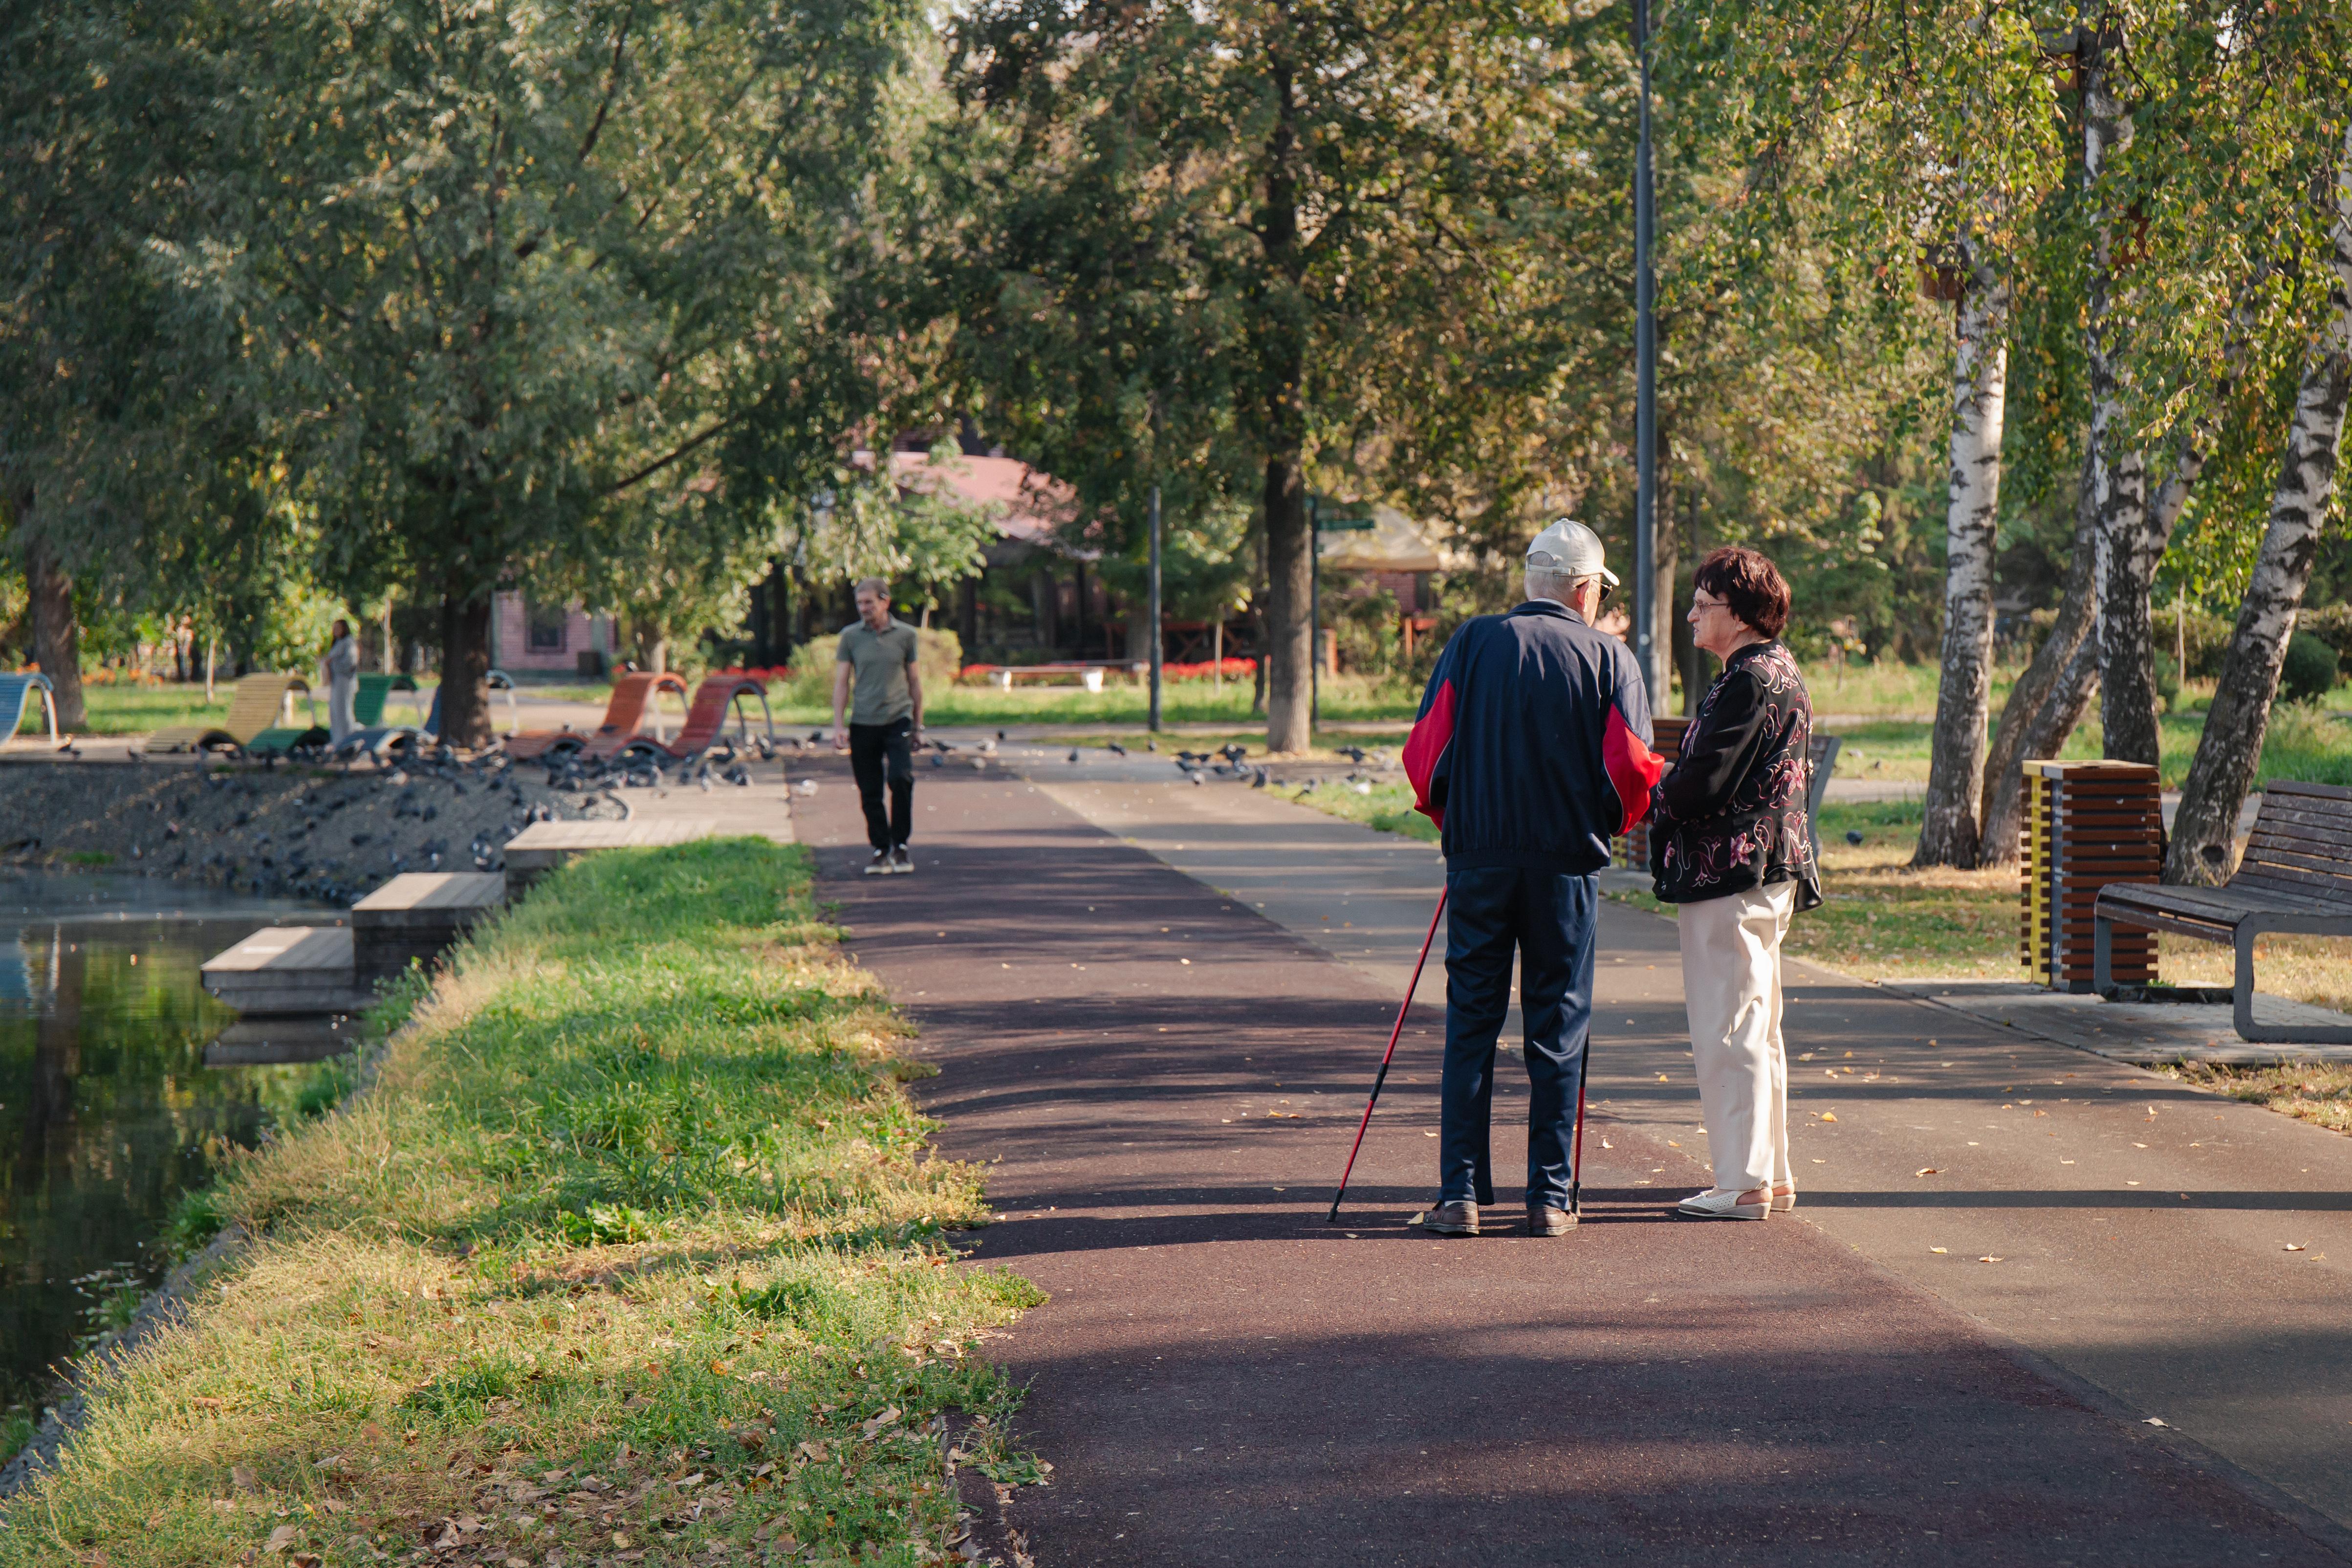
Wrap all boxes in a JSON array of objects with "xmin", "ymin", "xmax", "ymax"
[
  {"xmin": 1677, "ymin": 1187, "xmax": 1770, "ymax": 1221},
  {"xmin": 1772, "ymin": 1183, "xmax": 1796, "ymax": 1213}
]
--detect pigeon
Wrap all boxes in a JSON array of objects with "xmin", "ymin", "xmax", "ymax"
[
  {"xmin": 721, "ymin": 763, "xmax": 752, "ymax": 786},
  {"xmin": 1339, "ymin": 745, "xmax": 1368, "ymax": 764},
  {"xmin": 1067, "ymin": 749, "xmax": 1081, "ymax": 763},
  {"xmin": 792, "ymin": 777, "xmax": 820, "ymax": 797},
  {"xmin": 1251, "ymin": 768, "xmax": 1268, "ymax": 789},
  {"xmin": 697, "ymin": 771, "xmax": 714, "ymax": 792},
  {"xmin": 978, "ymin": 737, "xmax": 999, "ymax": 754},
  {"xmin": 930, "ymin": 753, "xmax": 945, "ymax": 768},
  {"xmin": 997, "ymin": 729, "xmax": 1008, "ymax": 741},
  {"xmin": 808, "ymin": 730, "xmax": 826, "ymax": 743},
  {"xmin": 1845, "ymin": 829, "xmax": 1865, "ymax": 846},
  {"xmin": 930, "ymin": 739, "xmax": 952, "ymax": 753},
  {"xmin": 1145, "ymin": 739, "xmax": 1157, "ymax": 752},
  {"xmin": 1106, "ymin": 741, "xmax": 1127, "ymax": 757},
  {"xmin": 1352, "ymin": 781, "xmax": 1373, "ymax": 795},
  {"xmin": 1190, "ymin": 771, "xmax": 1207, "ymax": 786},
  {"xmin": 1220, "ymin": 744, "xmax": 1249, "ymax": 766}
]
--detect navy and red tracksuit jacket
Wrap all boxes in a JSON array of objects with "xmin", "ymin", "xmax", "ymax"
[{"xmin": 1403, "ymin": 600, "xmax": 1664, "ymax": 873}]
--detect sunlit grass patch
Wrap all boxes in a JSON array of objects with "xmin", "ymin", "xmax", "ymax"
[
  {"xmin": 0, "ymin": 839, "xmax": 1042, "ymax": 1567},
  {"xmin": 2165, "ymin": 1061, "xmax": 2352, "ymax": 1137}
]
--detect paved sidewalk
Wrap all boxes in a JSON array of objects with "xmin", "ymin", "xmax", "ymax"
[
  {"xmin": 1025, "ymin": 776, "xmax": 2352, "ymax": 1534},
  {"xmin": 789, "ymin": 760, "xmax": 2350, "ymax": 1565}
]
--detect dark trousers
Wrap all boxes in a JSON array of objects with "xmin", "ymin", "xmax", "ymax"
[
  {"xmin": 849, "ymin": 718, "xmax": 914, "ymax": 850},
  {"xmin": 1438, "ymin": 865, "xmax": 1598, "ymax": 1210}
]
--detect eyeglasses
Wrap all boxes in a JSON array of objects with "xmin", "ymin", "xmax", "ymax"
[{"xmin": 1690, "ymin": 593, "xmax": 1730, "ymax": 613}]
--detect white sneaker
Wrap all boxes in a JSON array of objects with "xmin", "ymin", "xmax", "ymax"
[
  {"xmin": 863, "ymin": 850, "xmax": 892, "ymax": 875},
  {"xmin": 889, "ymin": 846, "xmax": 914, "ymax": 874},
  {"xmin": 1677, "ymin": 1187, "xmax": 1770, "ymax": 1221}
]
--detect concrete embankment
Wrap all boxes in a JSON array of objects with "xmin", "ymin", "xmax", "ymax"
[{"xmin": 0, "ymin": 757, "xmax": 596, "ymax": 905}]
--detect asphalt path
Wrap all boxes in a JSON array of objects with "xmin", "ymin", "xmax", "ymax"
[{"xmin": 790, "ymin": 757, "xmax": 2348, "ymax": 1566}]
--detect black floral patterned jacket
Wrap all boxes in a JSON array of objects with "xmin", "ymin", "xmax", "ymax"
[{"xmin": 1648, "ymin": 639, "xmax": 1822, "ymax": 909}]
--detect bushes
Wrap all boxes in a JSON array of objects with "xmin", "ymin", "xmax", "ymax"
[
  {"xmin": 2279, "ymin": 631, "xmax": 2342, "ymax": 705},
  {"xmin": 781, "ymin": 627, "xmax": 963, "ymax": 708}
]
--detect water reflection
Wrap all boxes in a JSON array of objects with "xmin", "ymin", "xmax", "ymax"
[{"xmin": 0, "ymin": 871, "xmax": 341, "ymax": 1403}]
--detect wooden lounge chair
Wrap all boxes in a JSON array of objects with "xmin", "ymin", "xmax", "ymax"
[
  {"xmin": 0, "ymin": 673, "xmax": 58, "ymax": 749},
  {"xmin": 145, "ymin": 674, "xmax": 310, "ymax": 754},
  {"xmin": 505, "ymin": 671, "xmax": 685, "ymax": 762},
  {"xmin": 612, "ymin": 674, "xmax": 775, "ymax": 763}
]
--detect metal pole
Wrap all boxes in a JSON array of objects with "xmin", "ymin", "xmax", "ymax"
[
  {"xmin": 1633, "ymin": 0, "xmax": 1661, "ymax": 714},
  {"xmin": 1148, "ymin": 484, "xmax": 1164, "ymax": 732},
  {"xmin": 1308, "ymin": 494, "xmax": 1321, "ymax": 731}
]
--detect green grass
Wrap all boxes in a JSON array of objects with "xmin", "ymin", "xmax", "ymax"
[
  {"xmin": 772, "ymin": 674, "xmax": 1418, "ymax": 733},
  {"xmin": 0, "ymin": 840, "xmax": 1042, "ymax": 1567},
  {"xmin": 1287, "ymin": 778, "xmax": 1438, "ymax": 842},
  {"xmin": 1822, "ymin": 688, "xmax": 2352, "ymax": 790}
]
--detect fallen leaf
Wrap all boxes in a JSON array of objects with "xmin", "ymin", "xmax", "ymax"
[
  {"xmin": 264, "ymin": 1524, "xmax": 300, "ymax": 1553},
  {"xmin": 1915, "ymin": 1168, "xmax": 1938, "ymax": 1177},
  {"xmin": 232, "ymin": 1466, "xmax": 259, "ymax": 1494},
  {"xmin": 1977, "ymin": 1256, "xmax": 2003, "ymax": 1263},
  {"xmin": 612, "ymin": 1533, "xmax": 632, "ymax": 1550},
  {"xmin": 862, "ymin": 1406, "xmax": 902, "ymax": 1437},
  {"xmin": 1929, "ymin": 1247, "xmax": 1949, "ymax": 1255},
  {"xmin": 1819, "ymin": 1112, "xmax": 1837, "ymax": 1123},
  {"xmin": 709, "ymin": 1359, "xmax": 733, "ymax": 1376},
  {"xmin": 2285, "ymin": 1243, "xmax": 2307, "ymax": 1252},
  {"xmin": 192, "ymin": 1396, "xmax": 223, "ymax": 1411}
]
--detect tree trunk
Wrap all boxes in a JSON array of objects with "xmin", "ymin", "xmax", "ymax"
[
  {"xmin": 2080, "ymin": 37, "xmax": 2162, "ymax": 767},
  {"xmin": 439, "ymin": 575, "xmax": 494, "ymax": 749},
  {"xmin": 1255, "ymin": 50, "xmax": 1312, "ymax": 754},
  {"xmin": 25, "ymin": 532, "xmax": 88, "ymax": 732},
  {"xmin": 2167, "ymin": 136, "xmax": 2352, "ymax": 884},
  {"xmin": 1916, "ymin": 253, "xmax": 2012, "ymax": 868},
  {"xmin": 1263, "ymin": 452, "xmax": 1312, "ymax": 750},
  {"xmin": 1979, "ymin": 467, "xmax": 2100, "ymax": 868}
]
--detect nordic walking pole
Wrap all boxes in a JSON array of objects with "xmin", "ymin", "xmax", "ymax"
[
  {"xmin": 1328, "ymin": 888, "xmax": 1447, "ymax": 1223},
  {"xmin": 1568, "ymin": 1067, "xmax": 1590, "ymax": 1218}
]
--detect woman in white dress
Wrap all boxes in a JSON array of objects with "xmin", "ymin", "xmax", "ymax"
[{"xmin": 323, "ymin": 619, "xmax": 360, "ymax": 741}]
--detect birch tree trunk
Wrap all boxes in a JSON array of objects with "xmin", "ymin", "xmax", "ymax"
[
  {"xmin": 2167, "ymin": 131, "xmax": 2352, "ymax": 884},
  {"xmin": 2081, "ymin": 36, "xmax": 2162, "ymax": 768},
  {"xmin": 1916, "ymin": 250, "xmax": 2011, "ymax": 868},
  {"xmin": 1978, "ymin": 452, "xmax": 2097, "ymax": 864}
]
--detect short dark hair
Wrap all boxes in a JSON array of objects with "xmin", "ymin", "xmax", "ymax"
[{"xmin": 1693, "ymin": 546, "xmax": 1790, "ymax": 639}]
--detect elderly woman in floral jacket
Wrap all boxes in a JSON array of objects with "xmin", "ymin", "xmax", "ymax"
[{"xmin": 1650, "ymin": 546, "xmax": 1821, "ymax": 1221}]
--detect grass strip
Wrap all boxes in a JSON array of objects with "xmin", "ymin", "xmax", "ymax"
[{"xmin": 0, "ymin": 839, "xmax": 1042, "ymax": 1567}]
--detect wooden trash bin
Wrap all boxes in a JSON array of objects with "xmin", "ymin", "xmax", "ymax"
[{"xmin": 2019, "ymin": 759, "xmax": 2160, "ymax": 992}]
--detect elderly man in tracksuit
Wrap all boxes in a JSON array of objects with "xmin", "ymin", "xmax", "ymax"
[{"xmin": 1402, "ymin": 520, "xmax": 1662, "ymax": 1237}]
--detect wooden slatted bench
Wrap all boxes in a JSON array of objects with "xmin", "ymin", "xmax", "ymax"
[
  {"xmin": 2094, "ymin": 780, "xmax": 2352, "ymax": 1044},
  {"xmin": 201, "ymin": 925, "xmax": 371, "ymax": 1015},
  {"xmin": 352, "ymin": 871, "xmax": 507, "ymax": 983}
]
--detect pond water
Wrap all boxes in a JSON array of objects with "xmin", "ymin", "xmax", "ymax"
[{"xmin": 0, "ymin": 870, "xmax": 341, "ymax": 1408}]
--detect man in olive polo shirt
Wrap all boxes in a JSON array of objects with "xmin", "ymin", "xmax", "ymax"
[{"xmin": 831, "ymin": 577, "xmax": 924, "ymax": 874}]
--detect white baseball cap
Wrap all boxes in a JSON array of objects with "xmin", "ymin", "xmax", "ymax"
[{"xmin": 1525, "ymin": 519, "xmax": 1619, "ymax": 591}]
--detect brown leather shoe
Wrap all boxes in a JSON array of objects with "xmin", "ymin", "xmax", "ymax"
[
  {"xmin": 1526, "ymin": 1203, "xmax": 1578, "ymax": 1236},
  {"xmin": 1416, "ymin": 1199, "xmax": 1479, "ymax": 1236}
]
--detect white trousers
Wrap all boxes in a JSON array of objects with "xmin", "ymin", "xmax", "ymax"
[{"xmin": 1678, "ymin": 879, "xmax": 1797, "ymax": 1195}]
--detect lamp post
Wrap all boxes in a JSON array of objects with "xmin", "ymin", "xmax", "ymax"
[
  {"xmin": 1632, "ymin": 0, "xmax": 1662, "ymax": 713},
  {"xmin": 1148, "ymin": 484, "xmax": 1164, "ymax": 733}
]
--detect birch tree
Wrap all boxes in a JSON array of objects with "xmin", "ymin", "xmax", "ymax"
[
  {"xmin": 2168, "ymin": 124, "xmax": 2352, "ymax": 883},
  {"xmin": 1916, "ymin": 240, "xmax": 2012, "ymax": 867}
]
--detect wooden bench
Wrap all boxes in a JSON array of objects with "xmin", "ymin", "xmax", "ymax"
[
  {"xmin": 351, "ymin": 871, "xmax": 507, "ymax": 983},
  {"xmin": 201, "ymin": 925, "xmax": 371, "ymax": 1015},
  {"xmin": 2094, "ymin": 780, "xmax": 2352, "ymax": 1044},
  {"xmin": 977, "ymin": 662, "xmax": 1143, "ymax": 692}
]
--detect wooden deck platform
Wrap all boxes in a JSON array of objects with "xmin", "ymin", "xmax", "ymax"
[
  {"xmin": 351, "ymin": 871, "xmax": 507, "ymax": 982},
  {"xmin": 504, "ymin": 817, "xmax": 723, "ymax": 887},
  {"xmin": 200, "ymin": 925, "xmax": 371, "ymax": 1015}
]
